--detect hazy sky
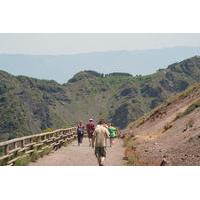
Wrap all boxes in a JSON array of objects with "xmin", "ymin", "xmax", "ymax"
[{"xmin": 0, "ymin": 33, "xmax": 200, "ymax": 55}]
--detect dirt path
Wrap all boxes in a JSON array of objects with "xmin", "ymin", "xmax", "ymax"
[{"xmin": 29, "ymin": 138, "xmax": 125, "ymax": 166}]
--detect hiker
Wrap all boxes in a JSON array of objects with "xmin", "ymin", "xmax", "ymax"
[
  {"xmin": 77, "ymin": 121, "xmax": 85, "ymax": 146},
  {"xmin": 104, "ymin": 122, "xmax": 109, "ymax": 129},
  {"xmin": 102, "ymin": 122, "xmax": 109, "ymax": 147},
  {"xmin": 92, "ymin": 119, "xmax": 110, "ymax": 166},
  {"xmin": 86, "ymin": 118, "xmax": 95, "ymax": 147},
  {"xmin": 108, "ymin": 123, "xmax": 117, "ymax": 147}
]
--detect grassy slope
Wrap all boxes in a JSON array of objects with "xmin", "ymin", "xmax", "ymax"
[{"xmin": 1, "ymin": 56, "xmax": 200, "ymax": 140}]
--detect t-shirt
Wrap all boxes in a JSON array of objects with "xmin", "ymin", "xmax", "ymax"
[
  {"xmin": 93, "ymin": 125, "xmax": 110, "ymax": 147},
  {"xmin": 77, "ymin": 125, "xmax": 84, "ymax": 135},
  {"xmin": 86, "ymin": 122, "xmax": 95, "ymax": 134},
  {"xmin": 108, "ymin": 126, "xmax": 117, "ymax": 138}
]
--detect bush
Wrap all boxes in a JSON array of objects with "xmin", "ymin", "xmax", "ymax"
[
  {"xmin": 163, "ymin": 123, "xmax": 173, "ymax": 132},
  {"xmin": 40, "ymin": 146, "xmax": 53, "ymax": 157},
  {"xmin": 123, "ymin": 137, "xmax": 134, "ymax": 148},
  {"xmin": 127, "ymin": 154, "xmax": 139, "ymax": 165},
  {"xmin": 63, "ymin": 141, "xmax": 68, "ymax": 147},
  {"xmin": 15, "ymin": 155, "xmax": 30, "ymax": 166},
  {"xmin": 30, "ymin": 150, "xmax": 40, "ymax": 162},
  {"xmin": 0, "ymin": 158, "xmax": 7, "ymax": 166},
  {"xmin": 187, "ymin": 118, "xmax": 194, "ymax": 128},
  {"xmin": 175, "ymin": 100, "xmax": 200, "ymax": 121},
  {"xmin": 183, "ymin": 102, "xmax": 200, "ymax": 116},
  {"xmin": 42, "ymin": 128, "xmax": 54, "ymax": 133}
]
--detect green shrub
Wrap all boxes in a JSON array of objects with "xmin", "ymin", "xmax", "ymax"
[
  {"xmin": 123, "ymin": 138, "xmax": 132, "ymax": 148},
  {"xmin": 0, "ymin": 159, "xmax": 6, "ymax": 166},
  {"xmin": 46, "ymin": 146, "xmax": 53, "ymax": 155},
  {"xmin": 175, "ymin": 100, "xmax": 200, "ymax": 120},
  {"xmin": 127, "ymin": 154, "xmax": 139, "ymax": 165},
  {"xmin": 15, "ymin": 155, "xmax": 30, "ymax": 166},
  {"xmin": 42, "ymin": 128, "xmax": 54, "ymax": 133},
  {"xmin": 40, "ymin": 146, "xmax": 53, "ymax": 157},
  {"xmin": 184, "ymin": 101, "xmax": 200, "ymax": 115},
  {"xmin": 63, "ymin": 141, "xmax": 68, "ymax": 147},
  {"xmin": 30, "ymin": 150, "xmax": 40, "ymax": 162}
]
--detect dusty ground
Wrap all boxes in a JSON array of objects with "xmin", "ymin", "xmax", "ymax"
[
  {"xmin": 29, "ymin": 138, "xmax": 125, "ymax": 166},
  {"xmin": 126, "ymin": 85, "xmax": 200, "ymax": 165}
]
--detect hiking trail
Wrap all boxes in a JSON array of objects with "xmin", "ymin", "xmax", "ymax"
[{"xmin": 29, "ymin": 138, "xmax": 125, "ymax": 166}]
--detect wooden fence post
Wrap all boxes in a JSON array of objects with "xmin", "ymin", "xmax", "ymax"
[
  {"xmin": 21, "ymin": 139, "xmax": 25, "ymax": 148},
  {"xmin": 5, "ymin": 145, "xmax": 9, "ymax": 155},
  {"xmin": 0, "ymin": 127, "xmax": 76, "ymax": 165}
]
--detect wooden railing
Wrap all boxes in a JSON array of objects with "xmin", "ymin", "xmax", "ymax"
[{"xmin": 0, "ymin": 127, "xmax": 77, "ymax": 166}]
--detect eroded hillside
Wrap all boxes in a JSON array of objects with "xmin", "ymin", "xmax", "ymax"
[{"xmin": 125, "ymin": 84, "xmax": 200, "ymax": 165}]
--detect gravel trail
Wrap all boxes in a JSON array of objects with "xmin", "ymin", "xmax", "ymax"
[{"xmin": 29, "ymin": 138, "xmax": 125, "ymax": 166}]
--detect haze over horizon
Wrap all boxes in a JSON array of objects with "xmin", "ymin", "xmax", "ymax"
[
  {"xmin": 0, "ymin": 46, "xmax": 200, "ymax": 83},
  {"xmin": 0, "ymin": 33, "xmax": 200, "ymax": 83},
  {"xmin": 1, "ymin": 33, "xmax": 200, "ymax": 55},
  {"xmin": 0, "ymin": 45, "xmax": 199, "ymax": 56}
]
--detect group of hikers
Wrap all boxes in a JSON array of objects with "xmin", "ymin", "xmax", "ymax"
[{"xmin": 76, "ymin": 118, "xmax": 118, "ymax": 166}]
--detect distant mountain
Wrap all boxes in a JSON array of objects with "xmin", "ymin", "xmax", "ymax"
[
  {"xmin": 0, "ymin": 46, "xmax": 199, "ymax": 83},
  {"xmin": 1, "ymin": 56, "xmax": 200, "ymax": 141}
]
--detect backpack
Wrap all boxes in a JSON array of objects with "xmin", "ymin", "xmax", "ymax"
[{"xmin": 77, "ymin": 126, "xmax": 84, "ymax": 135}]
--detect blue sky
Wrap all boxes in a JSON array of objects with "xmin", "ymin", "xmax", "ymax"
[
  {"xmin": 0, "ymin": 34, "xmax": 200, "ymax": 83},
  {"xmin": 0, "ymin": 46, "xmax": 199, "ymax": 83}
]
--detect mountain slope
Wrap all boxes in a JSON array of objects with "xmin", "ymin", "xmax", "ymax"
[
  {"xmin": 1, "ymin": 56, "xmax": 200, "ymax": 141},
  {"xmin": 0, "ymin": 71, "xmax": 68, "ymax": 140},
  {"xmin": 109, "ymin": 56, "xmax": 200, "ymax": 127},
  {"xmin": 125, "ymin": 84, "xmax": 200, "ymax": 165}
]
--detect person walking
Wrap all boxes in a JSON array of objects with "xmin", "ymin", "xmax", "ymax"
[
  {"xmin": 92, "ymin": 119, "xmax": 110, "ymax": 166},
  {"xmin": 108, "ymin": 123, "xmax": 117, "ymax": 147},
  {"xmin": 77, "ymin": 121, "xmax": 85, "ymax": 146},
  {"xmin": 103, "ymin": 122, "xmax": 109, "ymax": 147},
  {"xmin": 86, "ymin": 118, "xmax": 95, "ymax": 147}
]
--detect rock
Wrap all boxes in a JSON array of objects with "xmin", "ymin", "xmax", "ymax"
[
  {"xmin": 183, "ymin": 128, "xmax": 187, "ymax": 132},
  {"xmin": 132, "ymin": 146, "xmax": 136, "ymax": 151},
  {"xmin": 123, "ymin": 156, "xmax": 128, "ymax": 161},
  {"xmin": 160, "ymin": 155, "xmax": 171, "ymax": 166},
  {"xmin": 160, "ymin": 158, "xmax": 168, "ymax": 166}
]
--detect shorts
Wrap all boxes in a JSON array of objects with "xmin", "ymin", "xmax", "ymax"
[
  {"xmin": 95, "ymin": 147, "xmax": 106, "ymax": 158},
  {"xmin": 77, "ymin": 134, "xmax": 83, "ymax": 144},
  {"xmin": 88, "ymin": 133, "xmax": 94, "ymax": 139}
]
